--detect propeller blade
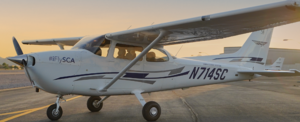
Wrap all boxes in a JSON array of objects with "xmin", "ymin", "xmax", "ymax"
[{"xmin": 12, "ymin": 37, "xmax": 23, "ymax": 55}]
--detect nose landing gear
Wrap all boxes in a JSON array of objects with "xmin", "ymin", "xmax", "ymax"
[
  {"xmin": 47, "ymin": 95, "xmax": 65, "ymax": 121},
  {"xmin": 47, "ymin": 104, "xmax": 63, "ymax": 120}
]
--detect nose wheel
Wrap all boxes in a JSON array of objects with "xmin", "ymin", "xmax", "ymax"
[
  {"xmin": 47, "ymin": 95, "xmax": 65, "ymax": 121},
  {"xmin": 47, "ymin": 104, "xmax": 63, "ymax": 120}
]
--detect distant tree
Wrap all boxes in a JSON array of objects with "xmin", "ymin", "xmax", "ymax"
[
  {"xmin": 2, "ymin": 63, "xmax": 9, "ymax": 69},
  {"xmin": 13, "ymin": 66, "xmax": 19, "ymax": 69}
]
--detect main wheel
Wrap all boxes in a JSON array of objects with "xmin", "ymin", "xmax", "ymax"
[
  {"xmin": 47, "ymin": 104, "xmax": 63, "ymax": 121},
  {"xmin": 142, "ymin": 101, "xmax": 161, "ymax": 121},
  {"xmin": 87, "ymin": 96, "xmax": 103, "ymax": 112}
]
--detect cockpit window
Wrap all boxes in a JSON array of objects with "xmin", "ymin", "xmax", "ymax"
[
  {"xmin": 113, "ymin": 44, "xmax": 143, "ymax": 61},
  {"xmin": 72, "ymin": 35, "xmax": 110, "ymax": 57},
  {"xmin": 146, "ymin": 49, "xmax": 169, "ymax": 62}
]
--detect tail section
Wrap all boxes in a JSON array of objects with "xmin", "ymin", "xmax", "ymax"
[
  {"xmin": 188, "ymin": 28, "xmax": 274, "ymax": 70},
  {"xmin": 265, "ymin": 57, "xmax": 284, "ymax": 70}
]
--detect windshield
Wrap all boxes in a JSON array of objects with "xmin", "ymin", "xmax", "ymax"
[{"xmin": 72, "ymin": 35, "xmax": 107, "ymax": 54}]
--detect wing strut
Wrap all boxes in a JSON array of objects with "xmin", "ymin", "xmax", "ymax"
[
  {"xmin": 99, "ymin": 29, "xmax": 167, "ymax": 92},
  {"xmin": 56, "ymin": 43, "xmax": 64, "ymax": 50}
]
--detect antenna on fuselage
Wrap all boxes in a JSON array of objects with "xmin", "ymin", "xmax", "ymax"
[
  {"xmin": 150, "ymin": 22, "xmax": 155, "ymax": 25},
  {"xmin": 175, "ymin": 45, "xmax": 183, "ymax": 57},
  {"xmin": 127, "ymin": 25, "xmax": 132, "ymax": 30}
]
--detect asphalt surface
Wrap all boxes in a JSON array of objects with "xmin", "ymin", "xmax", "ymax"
[
  {"xmin": 0, "ymin": 70, "xmax": 30, "ymax": 89},
  {"xmin": 2, "ymin": 76, "xmax": 300, "ymax": 122}
]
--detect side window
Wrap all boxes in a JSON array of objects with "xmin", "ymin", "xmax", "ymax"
[
  {"xmin": 95, "ymin": 39, "xmax": 110, "ymax": 57},
  {"xmin": 113, "ymin": 44, "xmax": 143, "ymax": 61},
  {"xmin": 146, "ymin": 49, "xmax": 169, "ymax": 62}
]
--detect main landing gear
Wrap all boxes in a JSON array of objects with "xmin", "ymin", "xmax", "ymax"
[
  {"xmin": 87, "ymin": 96, "xmax": 103, "ymax": 112},
  {"xmin": 87, "ymin": 96, "xmax": 110, "ymax": 112},
  {"xmin": 142, "ymin": 101, "xmax": 161, "ymax": 121},
  {"xmin": 133, "ymin": 90, "xmax": 161, "ymax": 121}
]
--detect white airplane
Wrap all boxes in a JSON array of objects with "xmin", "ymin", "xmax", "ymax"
[
  {"xmin": 265, "ymin": 57, "xmax": 285, "ymax": 70},
  {"xmin": 7, "ymin": 1, "xmax": 300, "ymax": 121}
]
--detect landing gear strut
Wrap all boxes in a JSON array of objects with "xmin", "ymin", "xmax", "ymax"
[
  {"xmin": 132, "ymin": 90, "xmax": 161, "ymax": 121},
  {"xmin": 47, "ymin": 95, "xmax": 65, "ymax": 121}
]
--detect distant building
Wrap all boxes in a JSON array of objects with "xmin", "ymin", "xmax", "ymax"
[{"xmin": 224, "ymin": 47, "xmax": 300, "ymax": 70}]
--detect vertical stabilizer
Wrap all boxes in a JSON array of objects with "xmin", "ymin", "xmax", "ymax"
[
  {"xmin": 265, "ymin": 57, "xmax": 285, "ymax": 70},
  {"xmin": 189, "ymin": 28, "xmax": 274, "ymax": 70}
]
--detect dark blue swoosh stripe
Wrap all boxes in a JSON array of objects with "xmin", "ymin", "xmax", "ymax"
[
  {"xmin": 123, "ymin": 73, "xmax": 149, "ymax": 78},
  {"xmin": 55, "ymin": 72, "xmax": 118, "ymax": 80},
  {"xmin": 214, "ymin": 57, "xmax": 263, "ymax": 61},
  {"xmin": 55, "ymin": 71, "xmax": 189, "ymax": 80},
  {"xmin": 139, "ymin": 71, "xmax": 190, "ymax": 79}
]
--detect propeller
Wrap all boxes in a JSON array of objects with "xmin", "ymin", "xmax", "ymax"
[
  {"xmin": 7, "ymin": 37, "xmax": 27, "ymax": 66},
  {"xmin": 7, "ymin": 37, "xmax": 37, "ymax": 89}
]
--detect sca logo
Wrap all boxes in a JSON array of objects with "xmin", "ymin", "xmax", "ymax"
[
  {"xmin": 49, "ymin": 56, "xmax": 75, "ymax": 63},
  {"xmin": 60, "ymin": 57, "xmax": 75, "ymax": 63}
]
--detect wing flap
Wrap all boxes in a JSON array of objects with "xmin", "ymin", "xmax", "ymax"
[
  {"xmin": 238, "ymin": 69, "xmax": 300, "ymax": 77},
  {"xmin": 106, "ymin": 1, "xmax": 300, "ymax": 45},
  {"xmin": 22, "ymin": 37, "xmax": 83, "ymax": 46}
]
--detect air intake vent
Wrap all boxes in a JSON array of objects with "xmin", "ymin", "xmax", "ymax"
[{"xmin": 28, "ymin": 56, "xmax": 36, "ymax": 66}]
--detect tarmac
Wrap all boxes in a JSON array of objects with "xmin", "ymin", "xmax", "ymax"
[
  {"xmin": 0, "ymin": 70, "xmax": 29, "ymax": 89},
  {"xmin": 1, "ymin": 76, "xmax": 300, "ymax": 122}
]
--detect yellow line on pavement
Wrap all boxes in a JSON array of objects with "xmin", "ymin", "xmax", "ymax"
[
  {"xmin": 0, "ymin": 86, "xmax": 31, "ymax": 92},
  {"xmin": 0, "ymin": 95, "xmax": 82, "ymax": 122},
  {"xmin": 0, "ymin": 106, "xmax": 48, "ymax": 122},
  {"xmin": 66, "ymin": 95, "xmax": 82, "ymax": 101},
  {"xmin": 0, "ymin": 110, "xmax": 29, "ymax": 116}
]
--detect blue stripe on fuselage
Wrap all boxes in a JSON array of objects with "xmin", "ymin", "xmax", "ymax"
[{"xmin": 54, "ymin": 71, "xmax": 189, "ymax": 80}]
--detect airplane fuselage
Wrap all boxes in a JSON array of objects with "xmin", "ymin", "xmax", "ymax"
[{"xmin": 27, "ymin": 49, "xmax": 252, "ymax": 96}]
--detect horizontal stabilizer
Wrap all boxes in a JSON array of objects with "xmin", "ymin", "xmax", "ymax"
[{"xmin": 238, "ymin": 69, "xmax": 300, "ymax": 77}]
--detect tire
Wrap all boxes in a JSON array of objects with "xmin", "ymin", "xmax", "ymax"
[
  {"xmin": 47, "ymin": 104, "xmax": 63, "ymax": 121},
  {"xmin": 87, "ymin": 96, "xmax": 103, "ymax": 112},
  {"xmin": 142, "ymin": 101, "xmax": 161, "ymax": 121}
]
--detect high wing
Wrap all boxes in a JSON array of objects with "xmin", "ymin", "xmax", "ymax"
[
  {"xmin": 106, "ymin": 1, "xmax": 300, "ymax": 45},
  {"xmin": 238, "ymin": 69, "xmax": 300, "ymax": 77},
  {"xmin": 22, "ymin": 37, "xmax": 83, "ymax": 46},
  {"xmin": 21, "ymin": 1, "xmax": 300, "ymax": 46}
]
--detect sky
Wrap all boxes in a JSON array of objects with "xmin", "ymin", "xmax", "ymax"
[{"xmin": 1, "ymin": 0, "xmax": 300, "ymax": 58}]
